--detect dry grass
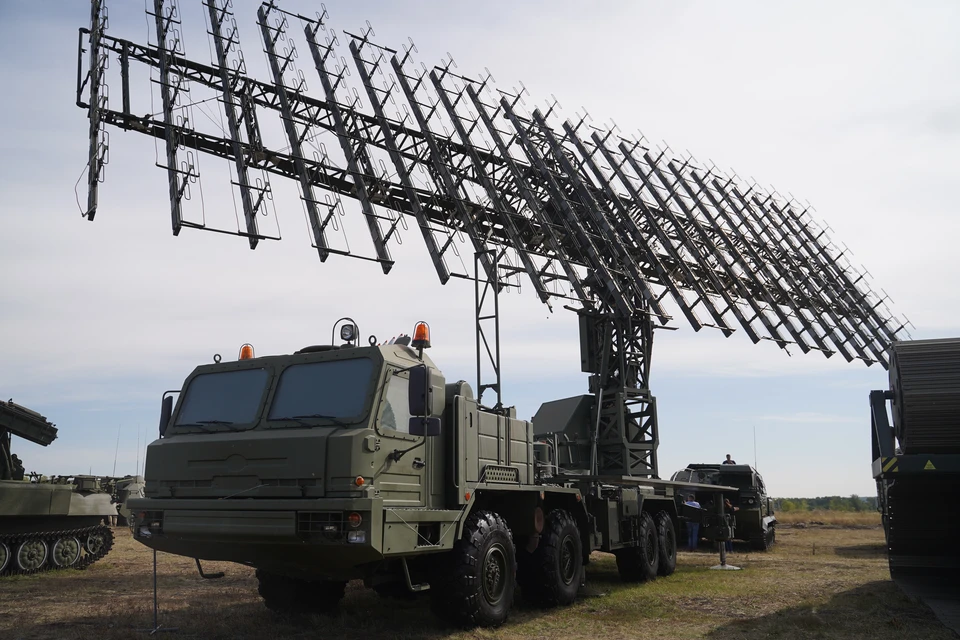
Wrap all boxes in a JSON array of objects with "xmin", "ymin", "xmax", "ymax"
[
  {"xmin": 775, "ymin": 510, "xmax": 881, "ymax": 528},
  {"xmin": 0, "ymin": 525, "xmax": 950, "ymax": 640}
]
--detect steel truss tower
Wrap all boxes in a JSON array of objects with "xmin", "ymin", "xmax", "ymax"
[{"xmin": 76, "ymin": 0, "xmax": 910, "ymax": 479}]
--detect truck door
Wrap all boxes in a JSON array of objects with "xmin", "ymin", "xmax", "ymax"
[{"xmin": 376, "ymin": 370, "xmax": 426, "ymax": 507}]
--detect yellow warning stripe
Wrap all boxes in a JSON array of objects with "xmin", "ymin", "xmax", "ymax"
[{"xmin": 883, "ymin": 457, "xmax": 898, "ymax": 472}]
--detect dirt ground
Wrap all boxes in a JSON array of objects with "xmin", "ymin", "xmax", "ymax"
[{"xmin": 0, "ymin": 524, "xmax": 953, "ymax": 640}]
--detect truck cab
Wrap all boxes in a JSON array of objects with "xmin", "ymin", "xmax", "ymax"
[{"xmin": 670, "ymin": 463, "xmax": 776, "ymax": 550}]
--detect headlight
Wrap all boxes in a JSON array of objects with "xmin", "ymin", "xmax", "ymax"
[{"xmin": 347, "ymin": 531, "xmax": 366, "ymax": 543}]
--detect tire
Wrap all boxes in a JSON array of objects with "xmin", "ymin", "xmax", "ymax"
[
  {"xmin": 518, "ymin": 509, "xmax": 582, "ymax": 607},
  {"xmin": 615, "ymin": 511, "xmax": 659, "ymax": 582},
  {"xmin": 752, "ymin": 526, "xmax": 774, "ymax": 551},
  {"xmin": 256, "ymin": 569, "xmax": 346, "ymax": 614},
  {"xmin": 654, "ymin": 512, "xmax": 677, "ymax": 577},
  {"xmin": 430, "ymin": 510, "xmax": 516, "ymax": 628}
]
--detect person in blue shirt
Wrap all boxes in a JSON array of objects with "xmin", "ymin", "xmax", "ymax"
[{"xmin": 684, "ymin": 494, "xmax": 701, "ymax": 551}]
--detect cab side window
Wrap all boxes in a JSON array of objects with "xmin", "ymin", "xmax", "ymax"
[{"xmin": 381, "ymin": 374, "xmax": 412, "ymax": 434}]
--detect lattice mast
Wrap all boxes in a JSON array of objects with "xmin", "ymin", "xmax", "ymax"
[{"xmin": 76, "ymin": 0, "xmax": 910, "ymax": 480}]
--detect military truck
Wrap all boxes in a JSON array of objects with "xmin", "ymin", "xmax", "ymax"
[
  {"xmin": 871, "ymin": 337, "xmax": 960, "ymax": 579},
  {"xmin": 102, "ymin": 475, "xmax": 146, "ymax": 526},
  {"xmin": 670, "ymin": 463, "xmax": 776, "ymax": 550},
  {"xmin": 0, "ymin": 400, "xmax": 116, "ymax": 575},
  {"xmin": 129, "ymin": 320, "xmax": 735, "ymax": 627}
]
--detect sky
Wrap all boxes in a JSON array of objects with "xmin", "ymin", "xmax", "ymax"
[{"xmin": 1, "ymin": 0, "xmax": 958, "ymax": 498}]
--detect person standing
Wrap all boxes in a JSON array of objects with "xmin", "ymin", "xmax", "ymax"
[
  {"xmin": 722, "ymin": 454, "xmax": 736, "ymax": 465},
  {"xmin": 724, "ymin": 498, "xmax": 740, "ymax": 552},
  {"xmin": 684, "ymin": 494, "xmax": 701, "ymax": 551}
]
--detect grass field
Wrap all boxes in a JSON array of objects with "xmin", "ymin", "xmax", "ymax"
[
  {"xmin": 0, "ymin": 524, "xmax": 952, "ymax": 640},
  {"xmin": 773, "ymin": 510, "xmax": 880, "ymax": 528}
]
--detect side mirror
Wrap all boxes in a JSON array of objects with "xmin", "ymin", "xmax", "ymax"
[
  {"xmin": 408, "ymin": 365, "xmax": 433, "ymax": 417},
  {"xmin": 159, "ymin": 395, "xmax": 174, "ymax": 438},
  {"xmin": 409, "ymin": 417, "xmax": 441, "ymax": 437}
]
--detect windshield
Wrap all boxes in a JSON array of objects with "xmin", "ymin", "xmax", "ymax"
[
  {"xmin": 176, "ymin": 368, "xmax": 269, "ymax": 426},
  {"xmin": 268, "ymin": 358, "xmax": 375, "ymax": 422}
]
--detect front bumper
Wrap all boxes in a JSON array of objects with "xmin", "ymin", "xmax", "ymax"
[{"xmin": 128, "ymin": 497, "xmax": 382, "ymax": 579}]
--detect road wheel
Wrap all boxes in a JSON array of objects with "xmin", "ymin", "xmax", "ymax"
[
  {"xmin": 52, "ymin": 537, "xmax": 82, "ymax": 568},
  {"xmin": 431, "ymin": 510, "xmax": 516, "ymax": 628},
  {"xmin": 655, "ymin": 512, "xmax": 677, "ymax": 577},
  {"xmin": 615, "ymin": 511, "xmax": 659, "ymax": 582},
  {"xmin": 256, "ymin": 569, "xmax": 346, "ymax": 614},
  {"xmin": 15, "ymin": 539, "xmax": 47, "ymax": 572},
  {"xmin": 0, "ymin": 542, "xmax": 9, "ymax": 574},
  {"xmin": 518, "ymin": 509, "xmax": 582, "ymax": 607}
]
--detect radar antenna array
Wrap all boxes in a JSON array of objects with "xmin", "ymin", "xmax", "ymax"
[{"xmin": 76, "ymin": 0, "xmax": 910, "ymax": 478}]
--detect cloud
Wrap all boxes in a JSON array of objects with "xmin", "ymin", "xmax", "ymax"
[{"xmin": 3, "ymin": 0, "xmax": 959, "ymax": 497}]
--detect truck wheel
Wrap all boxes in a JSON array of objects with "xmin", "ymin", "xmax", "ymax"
[
  {"xmin": 518, "ymin": 509, "xmax": 582, "ymax": 607},
  {"xmin": 431, "ymin": 510, "xmax": 516, "ymax": 627},
  {"xmin": 615, "ymin": 511, "xmax": 659, "ymax": 582},
  {"xmin": 751, "ymin": 529, "xmax": 769, "ymax": 551},
  {"xmin": 256, "ymin": 569, "xmax": 346, "ymax": 614},
  {"xmin": 654, "ymin": 512, "xmax": 677, "ymax": 576}
]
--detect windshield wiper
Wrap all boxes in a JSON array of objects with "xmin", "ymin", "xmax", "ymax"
[
  {"xmin": 177, "ymin": 420, "xmax": 239, "ymax": 432},
  {"xmin": 285, "ymin": 414, "xmax": 352, "ymax": 428}
]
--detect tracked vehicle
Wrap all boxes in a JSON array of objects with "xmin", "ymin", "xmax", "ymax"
[
  {"xmin": 0, "ymin": 400, "xmax": 116, "ymax": 575},
  {"xmin": 130, "ymin": 320, "xmax": 735, "ymax": 627},
  {"xmin": 670, "ymin": 464, "xmax": 776, "ymax": 550},
  {"xmin": 871, "ymin": 337, "xmax": 960, "ymax": 578}
]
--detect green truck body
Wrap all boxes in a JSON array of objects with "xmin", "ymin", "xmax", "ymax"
[{"xmin": 130, "ymin": 324, "xmax": 733, "ymax": 626}]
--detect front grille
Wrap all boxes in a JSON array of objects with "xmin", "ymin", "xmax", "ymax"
[{"xmin": 297, "ymin": 511, "xmax": 344, "ymax": 540}]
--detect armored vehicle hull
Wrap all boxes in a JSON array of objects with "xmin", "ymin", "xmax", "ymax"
[{"xmin": 0, "ymin": 400, "xmax": 116, "ymax": 575}]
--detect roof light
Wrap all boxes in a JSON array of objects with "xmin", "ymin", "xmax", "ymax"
[
  {"xmin": 340, "ymin": 323, "xmax": 356, "ymax": 343},
  {"xmin": 239, "ymin": 344, "xmax": 255, "ymax": 360},
  {"xmin": 411, "ymin": 322, "xmax": 431, "ymax": 349}
]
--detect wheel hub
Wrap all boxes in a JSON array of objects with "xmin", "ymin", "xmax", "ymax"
[
  {"xmin": 559, "ymin": 535, "xmax": 578, "ymax": 585},
  {"xmin": 482, "ymin": 543, "xmax": 507, "ymax": 605}
]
